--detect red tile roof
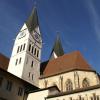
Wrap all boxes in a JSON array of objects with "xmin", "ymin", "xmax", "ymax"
[
  {"xmin": 42, "ymin": 51, "xmax": 94, "ymax": 77},
  {"xmin": 0, "ymin": 53, "xmax": 9, "ymax": 70}
]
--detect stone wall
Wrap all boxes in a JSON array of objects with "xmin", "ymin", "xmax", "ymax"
[{"xmin": 39, "ymin": 70, "xmax": 100, "ymax": 92}]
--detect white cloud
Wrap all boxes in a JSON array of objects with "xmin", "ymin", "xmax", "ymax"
[{"xmin": 85, "ymin": 0, "xmax": 100, "ymax": 41}]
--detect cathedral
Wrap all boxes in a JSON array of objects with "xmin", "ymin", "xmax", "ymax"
[{"xmin": 0, "ymin": 7, "xmax": 100, "ymax": 100}]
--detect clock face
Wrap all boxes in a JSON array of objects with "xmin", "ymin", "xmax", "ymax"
[
  {"xmin": 33, "ymin": 31, "xmax": 41, "ymax": 43},
  {"xmin": 18, "ymin": 31, "xmax": 26, "ymax": 39}
]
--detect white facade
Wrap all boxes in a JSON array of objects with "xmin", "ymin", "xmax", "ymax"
[
  {"xmin": 27, "ymin": 87, "xmax": 60, "ymax": 100},
  {"xmin": 27, "ymin": 90, "xmax": 49, "ymax": 100},
  {"xmin": 8, "ymin": 23, "xmax": 42, "ymax": 86}
]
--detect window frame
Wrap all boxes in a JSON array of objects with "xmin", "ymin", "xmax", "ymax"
[
  {"xmin": 18, "ymin": 87, "xmax": 23, "ymax": 96},
  {"xmin": 82, "ymin": 78, "xmax": 90, "ymax": 88},
  {"xmin": 66, "ymin": 79, "xmax": 73, "ymax": 91},
  {"xmin": 6, "ymin": 80, "xmax": 13, "ymax": 91}
]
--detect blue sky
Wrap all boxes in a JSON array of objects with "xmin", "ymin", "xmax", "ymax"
[{"xmin": 0, "ymin": 0, "xmax": 100, "ymax": 73}]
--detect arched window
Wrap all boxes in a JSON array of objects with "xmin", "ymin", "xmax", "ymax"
[
  {"xmin": 82, "ymin": 78, "xmax": 90, "ymax": 88},
  {"xmin": 66, "ymin": 79, "xmax": 73, "ymax": 91}
]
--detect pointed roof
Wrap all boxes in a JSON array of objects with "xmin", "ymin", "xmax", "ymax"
[
  {"xmin": 26, "ymin": 7, "xmax": 39, "ymax": 33},
  {"xmin": 50, "ymin": 34, "xmax": 64, "ymax": 59},
  {"xmin": 41, "ymin": 51, "xmax": 94, "ymax": 78}
]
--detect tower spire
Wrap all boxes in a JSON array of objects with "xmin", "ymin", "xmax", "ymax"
[
  {"xmin": 49, "ymin": 33, "xmax": 64, "ymax": 60},
  {"xmin": 26, "ymin": 7, "xmax": 39, "ymax": 33}
]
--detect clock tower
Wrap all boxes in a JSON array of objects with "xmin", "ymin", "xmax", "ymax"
[{"xmin": 8, "ymin": 8, "xmax": 42, "ymax": 86}]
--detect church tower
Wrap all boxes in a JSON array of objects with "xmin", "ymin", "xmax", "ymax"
[
  {"xmin": 8, "ymin": 8, "xmax": 42, "ymax": 86},
  {"xmin": 50, "ymin": 34, "xmax": 64, "ymax": 59}
]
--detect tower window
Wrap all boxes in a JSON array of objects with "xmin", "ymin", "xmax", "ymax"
[
  {"xmin": 29, "ymin": 72, "xmax": 30, "ymax": 77},
  {"xmin": 26, "ymin": 57, "xmax": 28, "ymax": 64},
  {"xmin": 31, "ymin": 46, "xmax": 34, "ymax": 54},
  {"xmin": 20, "ymin": 45, "xmax": 23, "ymax": 52},
  {"xmin": 15, "ymin": 59, "xmax": 18, "ymax": 65},
  {"xmin": 37, "ymin": 50, "xmax": 39, "ymax": 58},
  {"xmin": 17, "ymin": 46, "xmax": 20, "ymax": 53},
  {"xmin": 6, "ymin": 80, "xmax": 13, "ymax": 91},
  {"xmin": 32, "ymin": 74, "xmax": 33, "ymax": 80},
  {"xmin": 31, "ymin": 61, "xmax": 34, "ymax": 67},
  {"xmin": 19, "ymin": 57, "xmax": 22, "ymax": 64},
  {"xmin": 34, "ymin": 48, "xmax": 36, "ymax": 55},
  {"xmin": 29, "ymin": 44, "xmax": 31, "ymax": 52},
  {"xmin": 18, "ymin": 87, "xmax": 23, "ymax": 96},
  {"xmin": 23, "ymin": 43, "xmax": 26, "ymax": 50}
]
